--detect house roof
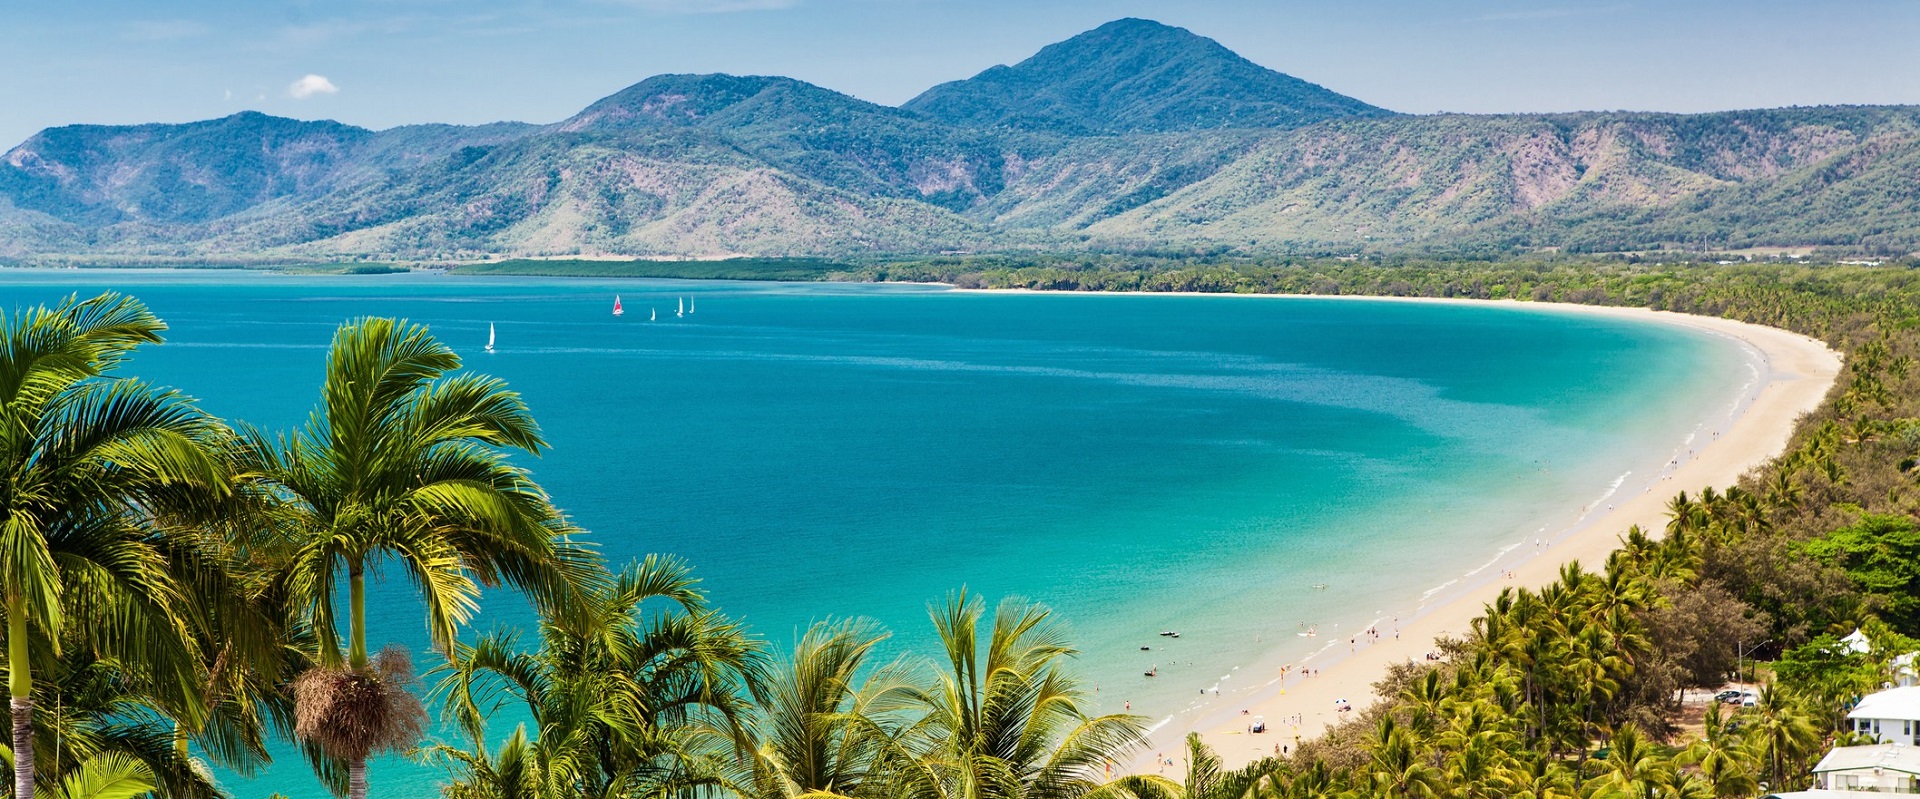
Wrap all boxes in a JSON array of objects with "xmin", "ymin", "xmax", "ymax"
[
  {"xmin": 1769, "ymin": 792, "xmax": 1920, "ymax": 799},
  {"xmin": 1844, "ymin": 629, "xmax": 1874, "ymax": 654},
  {"xmin": 1814, "ymin": 744, "xmax": 1920, "ymax": 777},
  {"xmin": 1850, "ymin": 686, "xmax": 1920, "ymax": 722}
]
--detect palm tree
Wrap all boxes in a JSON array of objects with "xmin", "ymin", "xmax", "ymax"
[
  {"xmin": 1367, "ymin": 717, "xmax": 1439, "ymax": 799},
  {"xmin": 426, "ymin": 555, "xmax": 753, "ymax": 799},
  {"xmin": 21, "ymin": 642, "xmax": 238, "ymax": 799},
  {"xmin": 1493, "ymin": 753, "xmax": 1571, "ymax": 799},
  {"xmin": 1746, "ymin": 686, "xmax": 1820, "ymax": 793},
  {"xmin": 892, "ymin": 591, "xmax": 1150, "ymax": 799},
  {"xmin": 239, "ymin": 317, "xmax": 602, "ymax": 799},
  {"xmin": 36, "ymin": 752, "xmax": 153, "ymax": 799},
  {"xmin": 1681, "ymin": 703, "xmax": 1756, "ymax": 799},
  {"xmin": 746, "ymin": 617, "xmax": 916, "ymax": 799},
  {"xmin": 1, "ymin": 293, "xmax": 233, "ymax": 799},
  {"xmin": 1588, "ymin": 724, "xmax": 1673, "ymax": 799}
]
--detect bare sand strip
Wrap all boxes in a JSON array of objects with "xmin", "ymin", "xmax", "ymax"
[
  {"xmin": 948, "ymin": 289, "xmax": 1840, "ymax": 771},
  {"xmin": 1144, "ymin": 299, "xmax": 1838, "ymax": 769}
]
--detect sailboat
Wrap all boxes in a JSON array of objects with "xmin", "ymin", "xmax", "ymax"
[
  {"xmin": 649, "ymin": 308, "xmax": 656, "ymax": 321},
  {"xmin": 485, "ymin": 323, "xmax": 495, "ymax": 353},
  {"xmin": 689, "ymin": 296, "xmax": 695, "ymax": 314},
  {"xmin": 613, "ymin": 295, "xmax": 624, "ymax": 316},
  {"xmin": 677, "ymin": 297, "xmax": 684, "ymax": 318}
]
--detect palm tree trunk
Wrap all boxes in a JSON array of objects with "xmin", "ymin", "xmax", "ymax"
[
  {"xmin": 9, "ymin": 597, "xmax": 34, "ymax": 799},
  {"xmin": 346, "ymin": 564, "xmax": 370, "ymax": 799},
  {"xmin": 348, "ymin": 563, "xmax": 368, "ymax": 670},
  {"xmin": 9, "ymin": 696, "xmax": 28, "ymax": 799}
]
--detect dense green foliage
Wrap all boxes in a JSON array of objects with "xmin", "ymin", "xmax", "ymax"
[
  {"xmin": 11, "ymin": 259, "xmax": 1920, "ymax": 798},
  {"xmin": 455, "ymin": 257, "xmax": 854, "ymax": 281},
  {"xmin": 1802, "ymin": 515, "xmax": 1920, "ymax": 636}
]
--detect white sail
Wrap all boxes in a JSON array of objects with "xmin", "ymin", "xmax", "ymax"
[
  {"xmin": 486, "ymin": 323, "xmax": 495, "ymax": 352},
  {"xmin": 677, "ymin": 297, "xmax": 684, "ymax": 317},
  {"xmin": 689, "ymin": 296, "xmax": 695, "ymax": 313},
  {"xmin": 650, "ymin": 308, "xmax": 656, "ymax": 321}
]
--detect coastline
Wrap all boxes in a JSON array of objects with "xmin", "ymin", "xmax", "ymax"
[{"xmin": 952, "ymin": 289, "xmax": 1842, "ymax": 770}]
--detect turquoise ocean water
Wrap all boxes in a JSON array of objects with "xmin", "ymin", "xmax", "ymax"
[{"xmin": 0, "ymin": 270, "xmax": 1754, "ymax": 797}]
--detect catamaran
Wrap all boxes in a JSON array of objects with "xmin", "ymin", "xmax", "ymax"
[
  {"xmin": 485, "ymin": 323, "xmax": 495, "ymax": 353},
  {"xmin": 613, "ymin": 295, "xmax": 624, "ymax": 316}
]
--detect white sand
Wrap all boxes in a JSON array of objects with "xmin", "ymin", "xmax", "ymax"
[
  {"xmin": 1150, "ymin": 300, "xmax": 1839, "ymax": 768},
  {"xmin": 950, "ymin": 289, "xmax": 1842, "ymax": 771}
]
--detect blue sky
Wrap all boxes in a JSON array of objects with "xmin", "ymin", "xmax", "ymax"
[{"xmin": 4, "ymin": 0, "xmax": 1918, "ymax": 147}]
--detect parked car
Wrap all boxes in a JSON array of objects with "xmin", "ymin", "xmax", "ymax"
[{"xmin": 1715, "ymin": 690, "xmax": 1744, "ymax": 703}]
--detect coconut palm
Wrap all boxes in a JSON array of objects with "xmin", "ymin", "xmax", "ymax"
[
  {"xmin": 892, "ymin": 591, "xmax": 1150, "ymax": 799},
  {"xmin": 17, "ymin": 642, "xmax": 237, "ymax": 799},
  {"xmin": 1367, "ymin": 717, "xmax": 1439, "ymax": 799},
  {"xmin": 1494, "ymin": 753, "xmax": 1572, "ymax": 799},
  {"xmin": 16, "ymin": 752, "xmax": 155, "ymax": 799},
  {"xmin": 1588, "ymin": 724, "xmax": 1673, "ymax": 799},
  {"xmin": 237, "ymin": 317, "xmax": 602, "ymax": 799},
  {"xmin": 745, "ymin": 617, "xmax": 917, "ymax": 799},
  {"xmin": 1681, "ymin": 703, "xmax": 1756, "ymax": 799},
  {"xmin": 0, "ymin": 293, "xmax": 233, "ymax": 799},
  {"xmin": 1086, "ymin": 733, "xmax": 1281, "ymax": 799},
  {"xmin": 427, "ymin": 556, "xmax": 754, "ymax": 799},
  {"xmin": 1746, "ymin": 686, "xmax": 1820, "ymax": 793}
]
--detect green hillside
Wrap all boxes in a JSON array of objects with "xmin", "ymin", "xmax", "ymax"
[
  {"xmin": 902, "ymin": 18, "xmax": 1392, "ymax": 134},
  {"xmin": 2, "ymin": 19, "xmax": 1918, "ymax": 260},
  {"xmin": 454, "ymin": 257, "xmax": 854, "ymax": 280}
]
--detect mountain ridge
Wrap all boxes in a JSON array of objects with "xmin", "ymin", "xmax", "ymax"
[
  {"xmin": 4, "ymin": 19, "xmax": 1918, "ymax": 260},
  {"xmin": 903, "ymin": 18, "xmax": 1393, "ymax": 135}
]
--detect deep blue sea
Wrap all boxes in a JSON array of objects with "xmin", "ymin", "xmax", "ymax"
[{"xmin": 0, "ymin": 270, "xmax": 1753, "ymax": 797}]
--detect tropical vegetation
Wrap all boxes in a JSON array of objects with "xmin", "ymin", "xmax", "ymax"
[{"xmin": 9, "ymin": 256, "xmax": 1920, "ymax": 798}]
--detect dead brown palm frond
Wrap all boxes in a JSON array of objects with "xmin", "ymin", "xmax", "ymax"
[{"xmin": 292, "ymin": 646, "xmax": 427, "ymax": 761}]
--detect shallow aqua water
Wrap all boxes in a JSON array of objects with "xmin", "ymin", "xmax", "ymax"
[{"xmin": 0, "ymin": 271, "xmax": 1750, "ymax": 797}]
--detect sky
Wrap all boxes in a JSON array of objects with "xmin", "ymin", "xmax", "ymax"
[{"xmin": 4, "ymin": 0, "xmax": 1918, "ymax": 148}]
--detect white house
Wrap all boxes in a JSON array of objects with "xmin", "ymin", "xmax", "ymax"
[
  {"xmin": 1772, "ymin": 684, "xmax": 1920, "ymax": 797},
  {"xmin": 1849, "ymin": 686, "xmax": 1920, "ymax": 746},
  {"xmin": 1838, "ymin": 629, "xmax": 1917, "ymax": 687},
  {"xmin": 1808, "ymin": 743, "xmax": 1920, "ymax": 793}
]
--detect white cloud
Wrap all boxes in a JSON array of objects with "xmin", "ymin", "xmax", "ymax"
[{"xmin": 287, "ymin": 74, "xmax": 340, "ymax": 99}]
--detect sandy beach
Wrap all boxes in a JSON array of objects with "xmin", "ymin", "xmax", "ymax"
[
  {"xmin": 949, "ymin": 290, "xmax": 1842, "ymax": 771},
  {"xmin": 1113, "ymin": 299, "xmax": 1840, "ymax": 769}
]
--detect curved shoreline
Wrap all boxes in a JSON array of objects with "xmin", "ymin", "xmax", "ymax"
[{"xmin": 952, "ymin": 289, "xmax": 1842, "ymax": 770}]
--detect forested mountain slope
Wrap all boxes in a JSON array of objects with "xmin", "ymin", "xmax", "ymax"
[{"xmin": 3, "ymin": 19, "xmax": 1916, "ymax": 260}]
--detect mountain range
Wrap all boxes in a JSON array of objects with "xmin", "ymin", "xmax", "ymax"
[{"xmin": 4, "ymin": 18, "xmax": 1918, "ymax": 262}]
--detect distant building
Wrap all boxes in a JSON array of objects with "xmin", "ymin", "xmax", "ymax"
[
  {"xmin": 1771, "ymin": 686, "xmax": 1920, "ymax": 798},
  {"xmin": 1839, "ymin": 629, "xmax": 1918, "ymax": 688},
  {"xmin": 1842, "ymin": 629, "xmax": 1873, "ymax": 653},
  {"xmin": 1848, "ymin": 686, "xmax": 1920, "ymax": 746},
  {"xmin": 1808, "ymin": 743, "xmax": 1920, "ymax": 793}
]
